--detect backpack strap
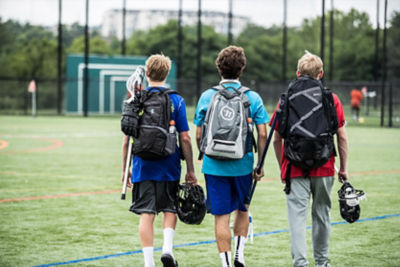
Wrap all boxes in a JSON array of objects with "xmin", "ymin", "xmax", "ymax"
[
  {"xmin": 278, "ymin": 92, "xmax": 289, "ymax": 138},
  {"xmin": 239, "ymin": 86, "xmax": 250, "ymax": 94},
  {"xmin": 284, "ymin": 163, "xmax": 292, "ymax": 194},
  {"xmin": 164, "ymin": 88, "xmax": 181, "ymax": 96},
  {"xmin": 212, "ymin": 85, "xmax": 225, "ymax": 91}
]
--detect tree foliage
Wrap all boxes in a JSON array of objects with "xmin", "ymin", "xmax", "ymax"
[{"xmin": 0, "ymin": 9, "xmax": 399, "ymax": 83}]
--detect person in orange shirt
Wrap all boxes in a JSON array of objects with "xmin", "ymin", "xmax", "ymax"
[{"xmin": 350, "ymin": 89, "xmax": 364, "ymax": 122}]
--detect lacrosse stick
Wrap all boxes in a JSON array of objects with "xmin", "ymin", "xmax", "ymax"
[
  {"xmin": 247, "ymin": 115, "xmax": 278, "ymax": 205},
  {"xmin": 121, "ymin": 66, "xmax": 146, "ymax": 200}
]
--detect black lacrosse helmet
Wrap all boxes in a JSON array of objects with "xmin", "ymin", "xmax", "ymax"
[
  {"xmin": 176, "ymin": 183, "xmax": 206, "ymax": 225},
  {"xmin": 338, "ymin": 182, "xmax": 365, "ymax": 223}
]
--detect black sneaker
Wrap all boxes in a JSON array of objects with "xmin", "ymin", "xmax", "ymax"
[
  {"xmin": 234, "ymin": 260, "xmax": 245, "ymax": 267},
  {"xmin": 161, "ymin": 253, "xmax": 178, "ymax": 267}
]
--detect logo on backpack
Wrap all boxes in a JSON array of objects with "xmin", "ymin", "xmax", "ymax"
[
  {"xmin": 132, "ymin": 87, "xmax": 179, "ymax": 161},
  {"xmin": 278, "ymin": 76, "xmax": 338, "ymax": 171},
  {"xmin": 199, "ymin": 84, "xmax": 255, "ymax": 160},
  {"xmin": 220, "ymin": 106, "xmax": 235, "ymax": 121}
]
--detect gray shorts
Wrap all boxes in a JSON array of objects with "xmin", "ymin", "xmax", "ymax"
[{"xmin": 129, "ymin": 180, "xmax": 179, "ymax": 215}]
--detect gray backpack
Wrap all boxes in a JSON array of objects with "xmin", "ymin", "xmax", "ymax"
[{"xmin": 199, "ymin": 85, "xmax": 254, "ymax": 160}]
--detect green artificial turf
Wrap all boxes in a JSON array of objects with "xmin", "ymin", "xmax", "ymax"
[{"xmin": 0, "ymin": 112, "xmax": 399, "ymax": 267}]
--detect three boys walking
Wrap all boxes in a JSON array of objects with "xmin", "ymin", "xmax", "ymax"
[{"xmin": 121, "ymin": 47, "xmax": 349, "ymax": 267}]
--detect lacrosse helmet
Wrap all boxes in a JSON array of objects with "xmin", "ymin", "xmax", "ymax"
[
  {"xmin": 176, "ymin": 183, "xmax": 206, "ymax": 225},
  {"xmin": 337, "ymin": 182, "xmax": 365, "ymax": 223}
]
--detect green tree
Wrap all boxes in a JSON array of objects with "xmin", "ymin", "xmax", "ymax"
[
  {"xmin": 62, "ymin": 22, "xmax": 84, "ymax": 48},
  {"xmin": 8, "ymin": 29, "xmax": 57, "ymax": 78},
  {"xmin": 126, "ymin": 20, "xmax": 226, "ymax": 81},
  {"xmin": 388, "ymin": 11, "xmax": 400, "ymax": 80},
  {"xmin": 0, "ymin": 19, "xmax": 56, "ymax": 77},
  {"xmin": 331, "ymin": 9, "xmax": 375, "ymax": 81},
  {"xmin": 68, "ymin": 35, "xmax": 112, "ymax": 55}
]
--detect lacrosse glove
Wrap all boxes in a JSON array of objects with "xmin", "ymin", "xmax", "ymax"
[{"xmin": 121, "ymin": 97, "xmax": 141, "ymax": 137}]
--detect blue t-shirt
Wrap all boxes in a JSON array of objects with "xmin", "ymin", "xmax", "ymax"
[
  {"xmin": 193, "ymin": 80, "xmax": 270, "ymax": 176},
  {"xmin": 131, "ymin": 87, "xmax": 189, "ymax": 183}
]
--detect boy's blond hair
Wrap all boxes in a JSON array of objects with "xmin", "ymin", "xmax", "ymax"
[
  {"xmin": 297, "ymin": 51, "xmax": 323, "ymax": 78},
  {"xmin": 145, "ymin": 54, "xmax": 171, "ymax": 82}
]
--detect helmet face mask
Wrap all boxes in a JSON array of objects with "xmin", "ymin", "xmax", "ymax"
[
  {"xmin": 337, "ymin": 182, "xmax": 365, "ymax": 223},
  {"xmin": 176, "ymin": 183, "xmax": 206, "ymax": 225}
]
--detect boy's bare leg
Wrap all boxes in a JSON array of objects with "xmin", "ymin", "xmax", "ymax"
[
  {"xmin": 140, "ymin": 213, "xmax": 155, "ymax": 246},
  {"xmin": 162, "ymin": 212, "xmax": 177, "ymax": 256},
  {"xmin": 233, "ymin": 210, "xmax": 249, "ymax": 237},
  {"xmin": 215, "ymin": 214, "xmax": 233, "ymax": 266},
  {"xmin": 162, "ymin": 212, "xmax": 177, "ymax": 229},
  {"xmin": 215, "ymin": 214, "xmax": 231, "ymax": 252},
  {"xmin": 139, "ymin": 213, "xmax": 156, "ymax": 267},
  {"xmin": 233, "ymin": 210, "xmax": 249, "ymax": 266}
]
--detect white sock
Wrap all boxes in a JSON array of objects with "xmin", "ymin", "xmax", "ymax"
[
  {"xmin": 162, "ymin": 228, "xmax": 175, "ymax": 257},
  {"xmin": 142, "ymin": 247, "xmax": 155, "ymax": 267},
  {"xmin": 234, "ymin": 235, "xmax": 247, "ymax": 264},
  {"xmin": 219, "ymin": 251, "xmax": 232, "ymax": 267}
]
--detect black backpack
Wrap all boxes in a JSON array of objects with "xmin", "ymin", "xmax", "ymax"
[
  {"xmin": 132, "ymin": 87, "xmax": 178, "ymax": 160},
  {"xmin": 278, "ymin": 76, "xmax": 338, "ymax": 182}
]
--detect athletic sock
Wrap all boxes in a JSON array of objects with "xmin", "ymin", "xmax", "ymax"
[
  {"xmin": 234, "ymin": 235, "xmax": 247, "ymax": 265},
  {"xmin": 143, "ymin": 247, "xmax": 155, "ymax": 267},
  {"xmin": 219, "ymin": 251, "xmax": 232, "ymax": 267},
  {"xmin": 162, "ymin": 227, "xmax": 175, "ymax": 257}
]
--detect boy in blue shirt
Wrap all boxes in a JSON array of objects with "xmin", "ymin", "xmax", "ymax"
[
  {"xmin": 194, "ymin": 46, "xmax": 269, "ymax": 267},
  {"xmin": 122, "ymin": 54, "xmax": 197, "ymax": 267}
]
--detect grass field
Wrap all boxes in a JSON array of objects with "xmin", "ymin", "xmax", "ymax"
[{"xmin": 1, "ymin": 108, "xmax": 400, "ymax": 267}]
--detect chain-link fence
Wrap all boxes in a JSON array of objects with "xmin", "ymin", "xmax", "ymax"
[{"xmin": 1, "ymin": 77, "xmax": 399, "ymax": 127}]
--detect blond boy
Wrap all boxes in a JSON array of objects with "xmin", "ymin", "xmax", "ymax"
[
  {"xmin": 122, "ymin": 54, "xmax": 197, "ymax": 267},
  {"xmin": 270, "ymin": 51, "xmax": 349, "ymax": 267}
]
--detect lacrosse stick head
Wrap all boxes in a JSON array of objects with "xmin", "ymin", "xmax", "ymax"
[
  {"xmin": 176, "ymin": 183, "xmax": 206, "ymax": 225},
  {"xmin": 125, "ymin": 66, "xmax": 146, "ymax": 103},
  {"xmin": 338, "ymin": 182, "xmax": 366, "ymax": 223}
]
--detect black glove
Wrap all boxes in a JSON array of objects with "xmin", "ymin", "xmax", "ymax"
[{"xmin": 121, "ymin": 97, "xmax": 141, "ymax": 137}]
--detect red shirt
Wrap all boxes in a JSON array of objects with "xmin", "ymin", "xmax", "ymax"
[
  {"xmin": 269, "ymin": 93, "xmax": 345, "ymax": 181},
  {"xmin": 350, "ymin": 89, "xmax": 364, "ymax": 109}
]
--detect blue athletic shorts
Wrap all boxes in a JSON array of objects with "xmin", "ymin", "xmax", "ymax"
[{"xmin": 205, "ymin": 173, "xmax": 252, "ymax": 215}]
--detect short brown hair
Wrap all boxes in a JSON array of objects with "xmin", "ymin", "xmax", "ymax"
[
  {"xmin": 145, "ymin": 54, "xmax": 171, "ymax": 82},
  {"xmin": 297, "ymin": 51, "xmax": 323, "ymax": 78},
  {"xmin": 215, "ymin": 46, "xmax": 246, "ymax": 79}
]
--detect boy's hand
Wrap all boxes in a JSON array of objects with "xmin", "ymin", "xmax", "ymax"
[
  {"xmin": 185, "ymin": 171, "xmax": 197, "ymax": 185},
  {"xmin": 121, "ymin": 170, "xmax": 132, "ymax": 188},
  {"xmin": 338, "ymin": 171, "xmax": 348, "ymax": 183},
  {"xmin": 253, "ymin": 167, "xmax": 264, "ymax": 181}
]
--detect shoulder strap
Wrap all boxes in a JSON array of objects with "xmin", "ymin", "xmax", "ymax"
[
  {"xmin": 213, "ymin": 84, "xmax": 250, "ymax": 94},
  {"xmin": 212, "ymin": 85, "xmax": 225, "ymax": 91},
  {"xmin": 163, "ymin": 88, "xmax": 180, "ymax": 96},
  {"xmin": 322, "ymin": 88, "xmax": 338, "ymax": 134},
  {"xmin": 278, "ymin": 92, "xmax": 289, "ymax": 138},
  {"xmin": 284, "ymin": 163, "xmax": 291, "ymax": 194},
  {"xmin": 239, "ymin": 86, "xmax": 250, "ymax": 94}
]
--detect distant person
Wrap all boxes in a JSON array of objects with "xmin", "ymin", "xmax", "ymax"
[
  {"xmin": 270, "ymin": 51, "xmax": 349, "ymax": 267},
  {"xmin": 194, "ymin": 45, "xmax": 269, "ymax": 267},
  {"xmin": 121, "ymin": 54, "xmax": 197, "ymax": 267},
  {"xmin": 350, "ymin": 88, "xmax": 364, "ymax": 122}
]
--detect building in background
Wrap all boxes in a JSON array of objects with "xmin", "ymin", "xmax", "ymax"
[{"xmin": 101, "ymin": 9, "xmax": 250, "ymax": 40}]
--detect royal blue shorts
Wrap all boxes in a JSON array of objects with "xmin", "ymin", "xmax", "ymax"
[{"xmin": 205, "ymin": 173, "xmax": 252, "ymax": 215}]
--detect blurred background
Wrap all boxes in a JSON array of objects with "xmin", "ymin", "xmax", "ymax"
[{"xmin": 0, "ymin": 0, "xmax": 399, "ymax": 127}]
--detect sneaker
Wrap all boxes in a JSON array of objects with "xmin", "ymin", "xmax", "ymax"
[
  {"xmin": 234, "ymin": 259, "xmax": 245, "ymax": 267},
  {"xmin": 161, "ymin": 253, "xmax": 178, "ymax": 267}
]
